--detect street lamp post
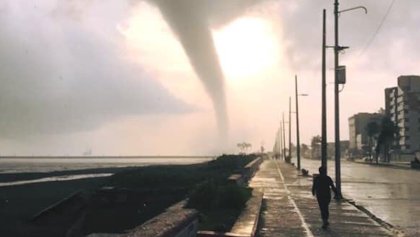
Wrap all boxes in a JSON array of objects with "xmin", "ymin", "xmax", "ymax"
[
  {"xmin": 333, "ymin": 0, "xmax": 342, "ymax": 200},
  {"xmin": 282, "ymin": 113, "xmax": 287, "ymax": 161},
  {"xmin": 288, "ymin": 97, "xmax": 292, "ymax": 162},
  {"xmin": 321, "ymin": 9, "xmax": 328, "ymax": 170},
  {"xmin": 333, "ymin": 0, "xmax": 367, "ymax": 200},
  {"xmin": 296, "ymin": 76, "xmax": 301, "ymax": 170},
  {"xmin": 279, "ymin": 122, "xmax": 284, "ymax": 160},
  {"xmin": 295, "ymin": 75, "xmax": 308, "ymax": 171}
]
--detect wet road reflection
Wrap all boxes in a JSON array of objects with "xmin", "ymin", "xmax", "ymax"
[{"xmin": 299, "ymin": 158, "xmax": 420, "ymax": 236}]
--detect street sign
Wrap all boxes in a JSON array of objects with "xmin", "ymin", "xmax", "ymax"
[{"xmin": 337, "ymin": 65, "xmax": 346, "ymax": 84}]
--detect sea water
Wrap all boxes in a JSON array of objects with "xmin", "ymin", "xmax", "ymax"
[{"xmin": 0, "ymin": 156, "xmax": 214, "ymax": 186}]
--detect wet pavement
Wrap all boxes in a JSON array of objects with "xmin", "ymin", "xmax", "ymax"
[
  {"xmin": 299, "ymin": 158, "xmax": 420, "ymax": 237},
  {"xmin": 252, "ymin": 160, "xmax": 394, "ymax": 237}
]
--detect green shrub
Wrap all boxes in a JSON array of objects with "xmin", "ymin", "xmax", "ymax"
[
  {"xmin": 187, "ymin": 181, "xmax": 252, "ymax": 210},
  {"xmin": 208, "ymin": 154, "xmax": 256, "ymax": 171},
  {"xmin": 101, "ymin": 154, "xmax": 257, "ymax": 233},
  {"xmin": 107, "ymin": 165, "xmax": 209, "ymax": 189},
  {"xmin": 186, "ymin": 180, "xmax": 218, "ymax": 210},
  {"xmin": 215, "ymin": 184, "xmax": 252, "ymax": 209}
]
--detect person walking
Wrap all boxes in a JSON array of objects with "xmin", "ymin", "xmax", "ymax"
[{"xmin": 312, "ymin": 166, "xmax": 337, "ymax": 229}]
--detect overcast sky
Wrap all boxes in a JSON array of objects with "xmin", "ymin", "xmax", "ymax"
[{"xmin": 0, "ymin": 0, "xmax": 419, "ymax": 156}]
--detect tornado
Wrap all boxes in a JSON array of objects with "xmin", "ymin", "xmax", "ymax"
[{"xmin": 152, "ymin": 0, "xmax": 229, "ymax": 139}]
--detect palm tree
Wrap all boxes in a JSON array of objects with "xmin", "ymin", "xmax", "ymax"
[
  {"xmin": 237, "ymin": 142, "xmax": 252, "ymax": 154},
  {"xmin": 365, "ymin": 121, "xmax": 379, "ymax": 160},
  {"xmin": 245, "ymin": 143, "xmax": 252, "ymax": 153},
  {"xmin": 237, "ymin": 143, "xmax": 245, "ymax": 154},
  {"xmin": 375, "ymin": 117, "xmax": 398, "ymax": 163}
]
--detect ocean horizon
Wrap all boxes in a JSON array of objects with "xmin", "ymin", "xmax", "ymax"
[
  {"xmin": 0, "ymin": 156, "xmax": 215, "ymax": 186},
  {"xmin": 0, "ymin": 156, "xmax": 214, "ymax": 173}
]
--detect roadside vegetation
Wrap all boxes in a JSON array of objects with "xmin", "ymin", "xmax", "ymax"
[
  {"xmin": 80, "ymin": 154, "xmax": 256, "ymax": 235},
  {"xmin": 187, "ymin": 180, "xmax": 252, "ymax": 231},
  {"xmin": 2, "ymin": 155, "xmax": 257, "ymax": 237}
]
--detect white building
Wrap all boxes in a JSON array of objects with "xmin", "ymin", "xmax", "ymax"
[
  {"xmin": 385, "ymin": 75, "xmax": 420, "ymax": 154},
  {"xmin": 348, "ymin": 113, "xmax": 383, "ymax": 151}
]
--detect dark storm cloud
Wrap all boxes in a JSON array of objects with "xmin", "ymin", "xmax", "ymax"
[
  {"xmin": 0, "ymin": 0, "xmax": 273, "ymax": 139},
  {"xmin": 147, "ymin": 0, "xmax": 269, "ymax": 137},
  {"xmin": 0, "ymin": 1, "xmax": 192, "ymax": 138},
  {"xmin": 152, "ymin": 0, "xmax": 228, "ymax": 136}
]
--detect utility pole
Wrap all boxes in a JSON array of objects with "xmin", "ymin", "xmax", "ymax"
[
  {"xmin": 279, "ymin": 122, "xmax": 283, "ymax": 160},
  {"xmin": 295, "ymin": 75, "xmax": 301, "ymax": 171},
  {"xmin": 330, "ymin": 1, "xmax": 366, "ymax": 199},
  {"xmin": 282, "ymin": 113, "xmax": 286, "ymax": 161},
  {"xmin": 321, "ymin": 9, "xmax": 328, "ymax": 170},
  {"xmin": 288, "ymin": 97, "xmax": 292, "ymax": 161},
  {"xmin": 334, "ymin": 0, "xmax": 342, "ymax": 200}
]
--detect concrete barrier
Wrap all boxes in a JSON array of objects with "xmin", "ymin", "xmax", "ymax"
[
  {"xmin": 123, "ymin": 201, "xmax": 198, "ymax": 237},
  {"xmin": 229, "ymin": 191, "xmax": 263, "ymax": 237},
  {"xmin": 228, "ymin": 174, "xmax": 245, "ymax": 186},
  {"xmin": 89, "ymin": 156, "xmax": 263, "ymax": 237},
  {"xmin": 197, "ymin": 191, "xmax": 263, "ymax": 237},
  {"xmin": 197, "ymin": 231, "xmax": 247, "ymax": 237},
  {"xmin": 242, "ymin": 157, "xmax": 263, "ymax": 182},
  {"xmin": 228, "ymin": 157, "xmax": 263, "ymax": 187},
  {"xmin": 87, "ymin": 201, "xmax": 198, "ymax": 237},
  {"xmin": 198, "ymin": 157, "xmax": 264, "ymax": 237}
]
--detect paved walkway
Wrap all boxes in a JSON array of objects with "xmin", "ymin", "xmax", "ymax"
[{"xmin": 252, "ymin": 160, "xmax": 395, "ymax": 237}]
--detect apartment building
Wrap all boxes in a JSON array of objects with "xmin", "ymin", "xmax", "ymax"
[
  {"xmin": 385, "ymin": 75, "xmax": 420, "ymax": 154},
  {"xmin": 348, "ymin": 113, "xmax": 383, "ymax": 151}
]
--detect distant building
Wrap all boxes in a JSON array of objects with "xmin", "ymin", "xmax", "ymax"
[
  {"xmin": 348, "ymin": 113, "xmax": 383, "ymax": 152},
  {"xmin": 327, "ymin": 141, "xmax": 349, "ymax": 159},
  {"xmin": 385, "ymin": 75, "xmax": 420, "ymax": 154}
]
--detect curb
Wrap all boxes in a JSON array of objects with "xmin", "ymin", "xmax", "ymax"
[
  {"xmin": 123, "ymin": 200, "xmax": 199, "ymax": 237},
  {"xmin": 250, "ymin": 192, "xmax": 262, "ymax": 237},
  {"xmin": 197, "ymin": 192, "xmax": 263, "ymax": 237},
  {"xmin": 351, "ymin": 160, "xmax": 413, "ymax": 171},
  {"xmin": 197, "ymin": 231, "xmax": 248, "ymax": 237},
  {"xmin": 240, "ymin": 191, "xmax": 263, "ymax": 237},
  {"xmin": 345, "ymin": 199, "xmax": 406, "ymax": 237},
  {"xmin": 197, "ymin": 157, "xmax": 264, "ymax": 237}
]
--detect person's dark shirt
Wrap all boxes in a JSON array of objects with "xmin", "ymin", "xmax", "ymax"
[{"xmin": 312, "ymin": 174, "xmax": 336, "ymax": 198}]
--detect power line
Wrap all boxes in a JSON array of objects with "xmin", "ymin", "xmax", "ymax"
[{"xmin": 359, "ymin": 0, "xmax": 396, "ymax": 56}]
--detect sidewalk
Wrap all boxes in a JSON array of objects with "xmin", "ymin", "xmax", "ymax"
[{"xmin": 251, "ymin": 160, "xmax": 395, "ymax": 237}]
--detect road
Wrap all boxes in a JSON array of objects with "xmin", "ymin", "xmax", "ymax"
[{"xmin": 297, "ymin": 158, "xmax": 420, "ymax": 236}]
